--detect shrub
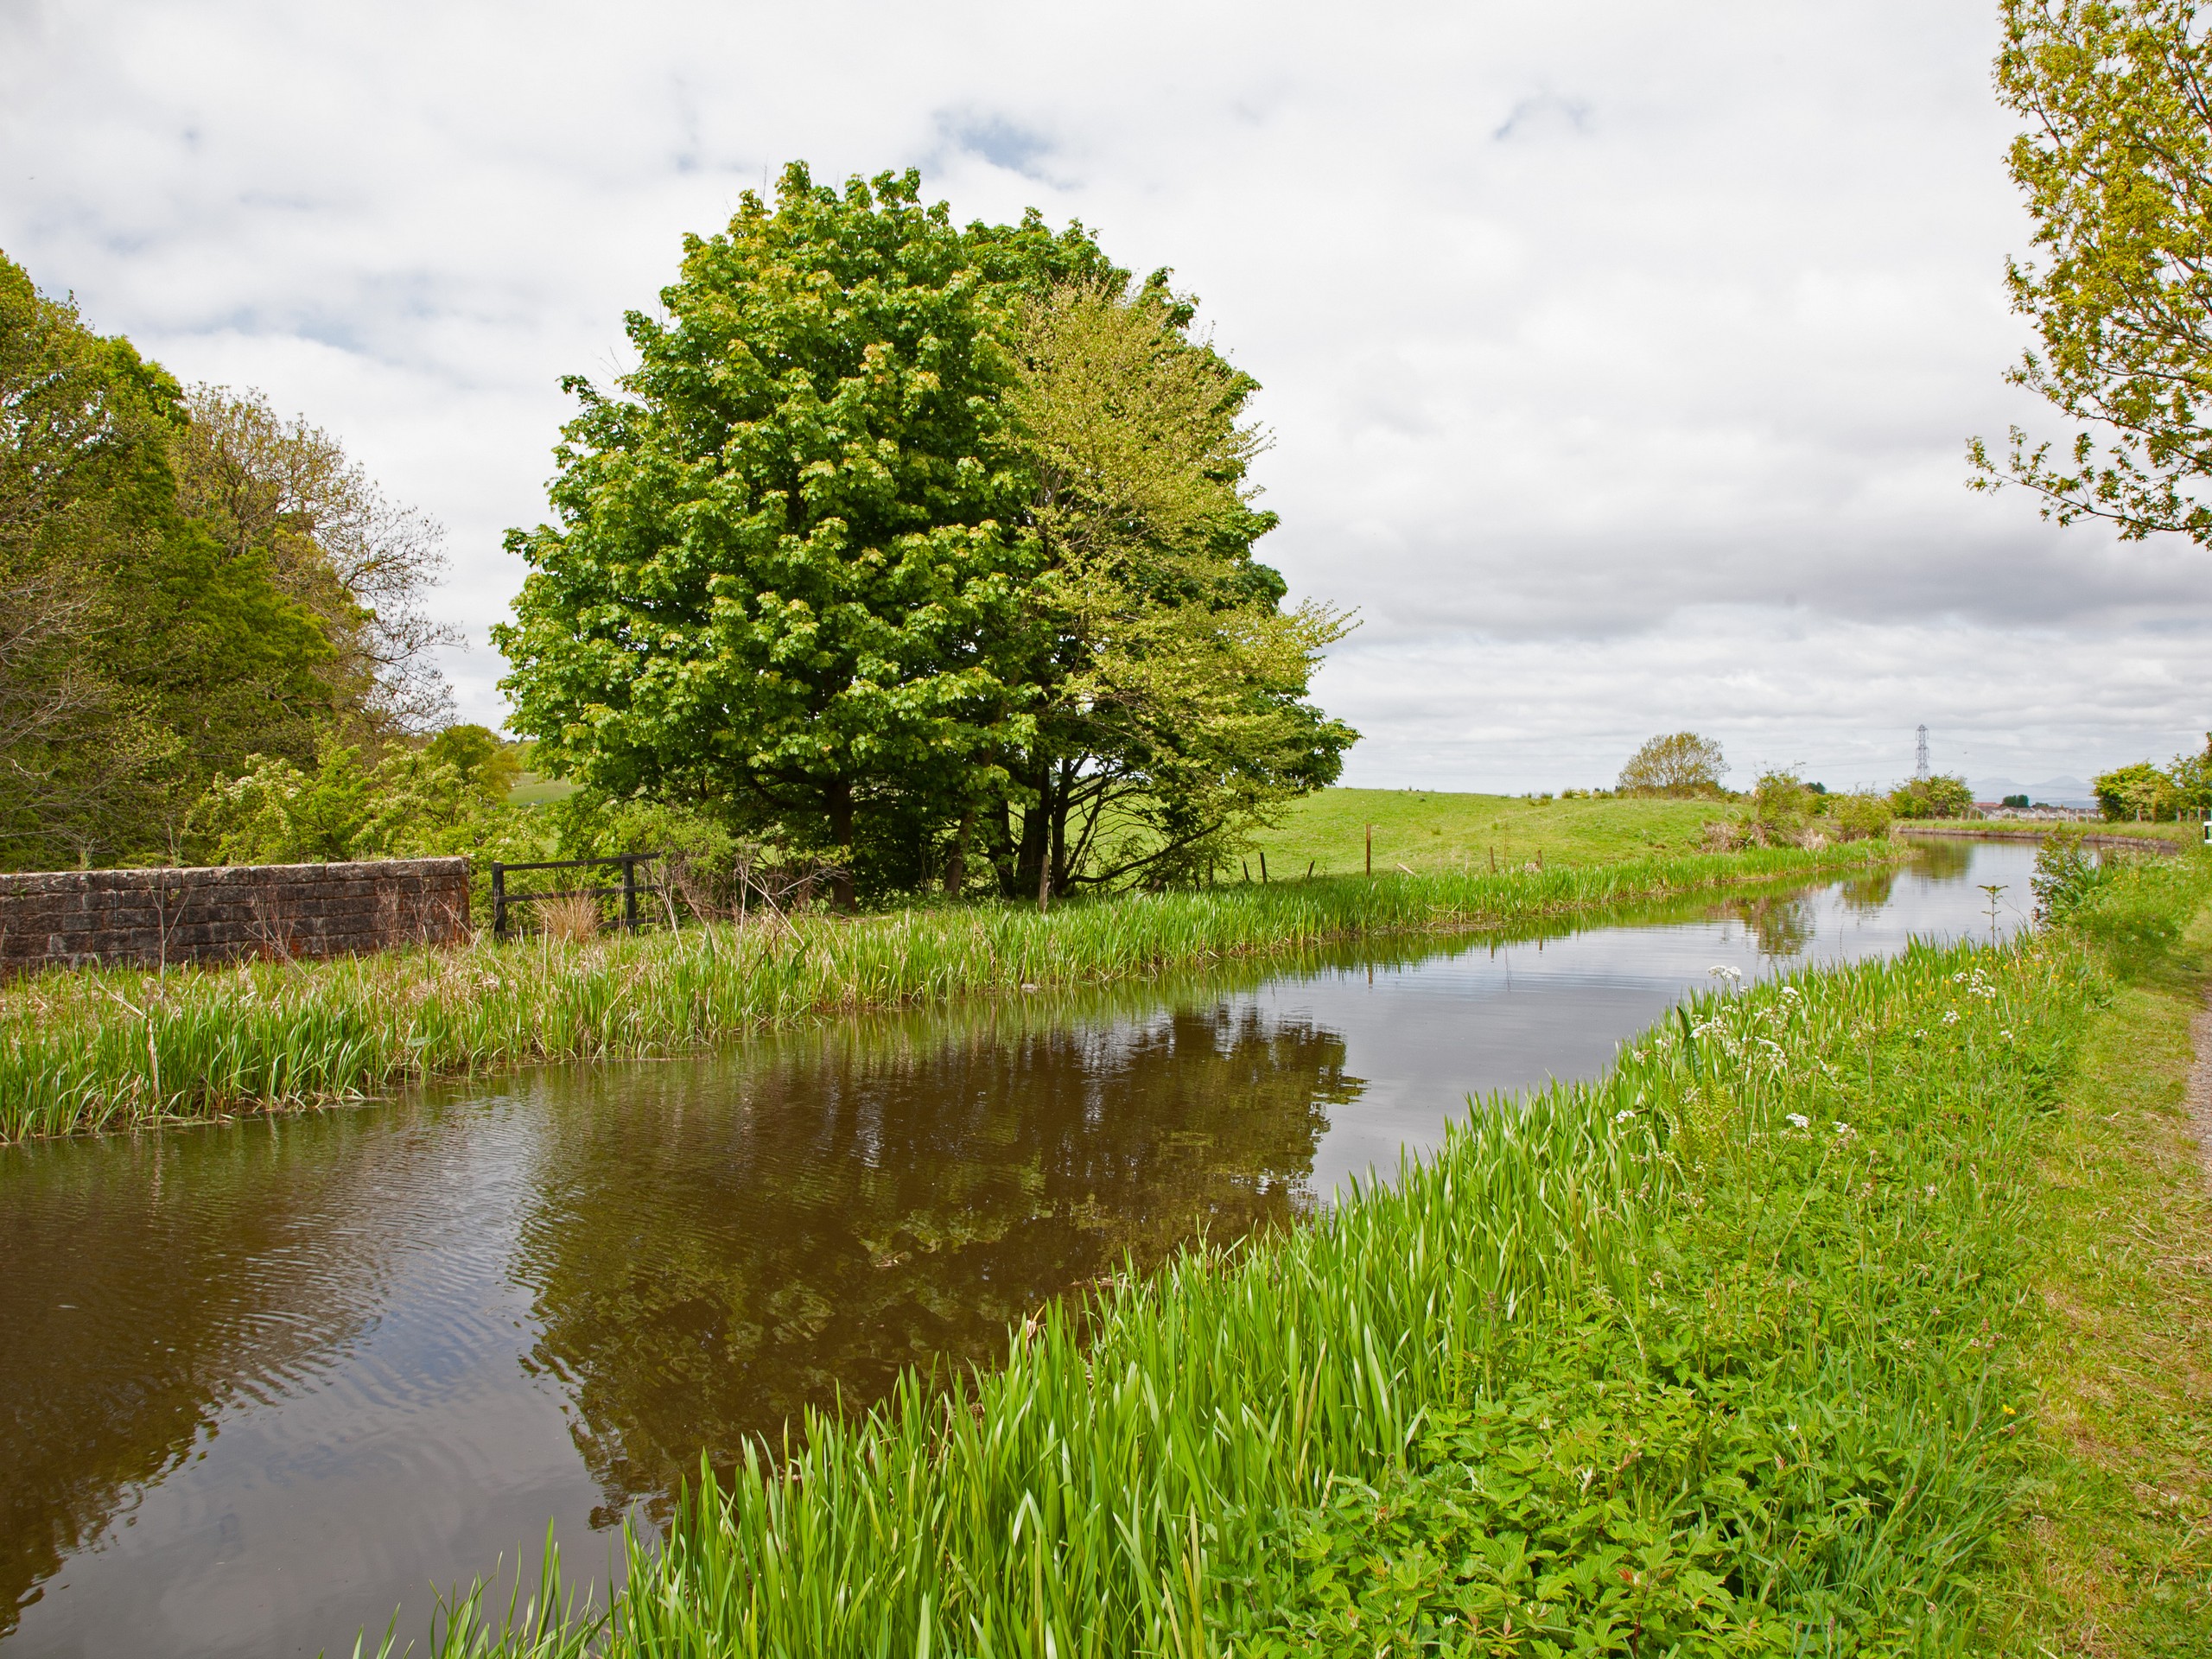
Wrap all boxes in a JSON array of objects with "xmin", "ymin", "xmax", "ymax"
[
  {"xmin": 1749, "ymin": 770, "xmax": 1817, "ymax": 844},
  {"xmin": 1890, "ymin": 773, "xmax": 1974, "ymax": 819},
  {"xmin": 1827, "ymin": 791, "xmax": 1895, "ymax": 842},
  {"xmin": 2031, "ymin": 827, "xmax": 2110, "ymax": 923}
]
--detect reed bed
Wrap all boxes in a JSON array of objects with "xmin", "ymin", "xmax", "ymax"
[
  {"xmin": 1, "ymin": 842, "xmax": 1885, "ymax": 1142},
  {"xmin": 397, "ymin": 861, "xmax": 2182, "ymax": 1657}
]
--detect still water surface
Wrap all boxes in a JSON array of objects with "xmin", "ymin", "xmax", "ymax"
[{"xmin": 0, "ymin": 840, "xmax": 2035, "ymax": 1656}]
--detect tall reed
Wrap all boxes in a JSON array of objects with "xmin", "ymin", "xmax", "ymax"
[
  {"xmin": 2, "ymin": 843, "xmax": 1886, "ymax": 1141},
  {"xmin": 399, "ymin": 912, "xmax": 2121, "ymax": 1656}
]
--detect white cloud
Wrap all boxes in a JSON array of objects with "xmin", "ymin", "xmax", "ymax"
[{"xmin": 4, "ymin": 0, "xmax": 2203, "ymax": 788}]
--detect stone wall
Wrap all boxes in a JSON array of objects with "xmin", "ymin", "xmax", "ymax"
[{"xmin": 0, "ymin": 858, "xmax": 470, "ymax": 977}]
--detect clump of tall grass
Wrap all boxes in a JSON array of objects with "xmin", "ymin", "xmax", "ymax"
[
  {"xmin": 532, "ymin": 892, "xmax": 602, "ymax": 944},
  {"xmin": 400, "ymin": 904, "xmax": 2130, "ymax": 1656},
  {"xmin": 0, "ymin": 842, "xmax": 1887, "ymax": 1141}
]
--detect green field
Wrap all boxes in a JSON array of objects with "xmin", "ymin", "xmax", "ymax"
[
  {"xmin": 1246, "ymin": 788, "xmax": 1728, "ymax": 878},
  {"xmin": 505, "ymin": 772, "xmax": 579, "ymax": 808}
]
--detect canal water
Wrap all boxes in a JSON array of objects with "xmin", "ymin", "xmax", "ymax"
[{"xmin": 0, "ymin": 839, "xmax": 2037, "ymax": 1656}]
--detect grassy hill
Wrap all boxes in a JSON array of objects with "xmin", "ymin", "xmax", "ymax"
[{"xmin": 1244, "ymin": 787, "xmax": 1728, "ymax": 878}]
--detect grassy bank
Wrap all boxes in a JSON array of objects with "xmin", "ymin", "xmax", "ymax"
[
  {"xmin": 2003, "ymin": 875, "xmax": 2212, "ymax": 1647},
  {"xmin": 397, "ymin": 846, "xmax": 2212, "ymax": 1658},
  {"xmin": 1246, "ymin": 788, "xmax": 1735, "ymax": 876},
  {"xmin": 0, "ymin": 842, "xmax": 1887, "ymax": 1143},
  {"xmin": 1909, "ymin": 817, "xmax": 2200, "ymax": 849}
]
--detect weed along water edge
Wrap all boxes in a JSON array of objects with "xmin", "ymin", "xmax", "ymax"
[
  {"xmin": 0, "ymin": 840, "xmax": 1895, "ymax": 1143},
  {"xmin": 0, "ymin": 839, "xmax": 2099, "ymax": 1657}
]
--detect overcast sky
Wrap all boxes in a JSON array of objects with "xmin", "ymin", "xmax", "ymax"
[{"xmin": 4, "ymin": 0, "xmax": 2202, "ymax": 793}]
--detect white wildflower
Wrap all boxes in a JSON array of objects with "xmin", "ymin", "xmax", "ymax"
[
  {"xmin": 1833, "ymin": 1121, "xmax": 1854, "ymax": 1137},
  {"xmin": 1999, "ymin": 1028, "xmax": 2014, "ymax": 1041},
  {"xmin": 1942, "ymin": 1010, "xmax": 1960, "ymax": 1027},
  {"xmin": 1787, "ymin": 1113, "xmax": 1811, "ymax": 1129},
  {"xmin": 1614, "ymin": 1109, "xmax": 1636, "ymax": 1123}
]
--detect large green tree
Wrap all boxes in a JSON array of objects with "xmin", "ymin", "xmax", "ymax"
[
  {"xmin": 0, "ymin": 254, "xmax": 338, "ymax": 867},
  {"xmin": 497, "ymin": 165, "xmax": 1354, "ymax": 901},
  {"xmin": 986, "ymin": 281, "xmax": 1354, "ymax": 899},
  {"xmin": 1972, "ymin": 0, "xmax": 2212, "ymax": 543},
  {"xmin": 496, "ymin": 166, "xmax": 1077, "ymax": 905},
  {"xmin": 0, "ymin": 253, "xmax": 453, "ymax": 870}
]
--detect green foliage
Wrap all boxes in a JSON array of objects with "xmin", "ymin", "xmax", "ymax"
[
  {"xmin": 1889, "ymin": 772, "xmax": 1974, "ymax": 819},
  {"xmin": 2171, "ymin": 731, "xmax": 2212, "ymax": 811},
  {"xmin": 494, "ymin": 163, "xmax": 1351, "ymax": 906},
  {"xmin": 1826, "ymin": 790, "xmax": 1895, "ymax": 842},
  {"xmin": 2094, "ymin": 758, "xmax": 2179, "ymax": 820},
  {"xmin": 2031, "ymin": 826, "xmax": 2113, "ymax": 924},
  {"xmin": 990, "ymin": 282, "xmax": 1355, "ymax": 896},
  {"xmin": 424, "ymin": 724, "xmax": 522, "ymax": 806},
  {"xmin": 1616, "ymin": 731, "xmax": 1728, "ymax": 797},
  {"xmin": 495, "ymin": 164, "xmax": 1046, "ymax": 903},
  {"xmin": 1746, "ymin": 769, "xmax": 1816, "ymax": 844},
  {"xmin": 2044, "ymin": 836, "xmax": 2209, "ymax": 968},
  {"xmin": 1972, "ymin": 0, "xmax": 2212, "ymax": 547},
  {"xmin": 0, "ymin": 251, "xmax": 451, "ymax": 869},
  {"xmin": 185, "ymin": 734, "xmax": 518, "ymax": 867}
]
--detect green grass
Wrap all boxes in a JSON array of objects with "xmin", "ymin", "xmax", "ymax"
[
  {"xmin": 1999, "ymin": 886, "xmax": 2212, "ymax": 1649},
  {"xmin": 505, "ymin": 772, "xmax": 580, "ymax": 807},
  {"xmin": 381, "ymin": 849, "xmax": 2212, "ymax": 1659},
  {"xmin": 1245, "ymin": 788, "xmax": 1734, "ymax": 878},
  {"xmin": 0, "ymin": 842, "xmax": 1889, "ymax": 1143}
]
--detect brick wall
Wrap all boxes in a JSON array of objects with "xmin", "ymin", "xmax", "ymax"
[{"xmin": 0, "ymin": 858, "xmax": 470, "ymax": 977}]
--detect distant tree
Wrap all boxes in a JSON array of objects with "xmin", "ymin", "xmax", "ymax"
[
  {"xmin": 2004, "ymin": 792, "xmax": 2032, "ymax": 808},
  {"xmin": 2093, "ymin": 759, "xmax": 2177, "ymax": 819},
  {"xmin": 1747, "ymin": 770, "xmax": 1817, "ymax": 843},
  {"xmin": 425, "ymin": 723, "xmax": 521, "ymax": 804},
  {"xmin": 2169, "ymin": 732, "xmax": 2212, "ymax": 811},
  {"xmin": 1970, "ymin": 0, "xmax": 2212, "ymax": 546},
  {"xmin": 1890, "ymin": 774, "xmax": 1976, "ymax": 819},
  {"xmin": 1617, "ymin": 732, "xmax": 1728, "ymax": 797},
  {"xmin": 175, "ymin": 387, "xmax": 457, "ymax": 734}
]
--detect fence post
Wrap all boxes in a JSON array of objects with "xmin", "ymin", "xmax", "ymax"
[
  {"xmin": 492, "ymin": 862, "xmax": 507, "ymax": 939},
  {"xmin": 622, "ymin": 856, "xmax": 639, "ymax": 932}
]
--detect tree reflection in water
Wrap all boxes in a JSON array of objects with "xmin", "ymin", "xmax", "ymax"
[
  {"xmin": 0, "ymin": 1118, "xmax": 408, "ymax": 1637},
  {"xmin": 507, "ymin": 999, "xmax": 1359, "ymax": 1525}
]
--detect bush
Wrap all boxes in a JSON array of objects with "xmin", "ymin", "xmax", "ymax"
[
  {"xmin": 2092, "ymin": 760, "xmax": 2177, "ymax": 822},
  {"xmin": 1749, "ymin": 770, "xmax": 1817, "ymax": 844},
  {"xmin": 1890, "ymin": 773, "xmax": 1974, "ymax": 819},
  {"xmin": 2031, "ymin": 828, "xmax": 2109, "ymax": 922},
  {"xmin": 1827, "ymin": 791, "xmax": 1894, "ymax": 842}
]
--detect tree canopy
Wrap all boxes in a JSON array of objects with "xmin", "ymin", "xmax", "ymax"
[
  {"xmin": 0, "ymin": 251, "xmax": 455, "ymax": 869},
  {"xmin": 497, "ymin": 163, "xmax": 1354, "ymax": 901},
  {"xmin": 1616, "ymin": 732, "xmax": 1728, "ymax": 797},
  {"xmin": 1971, "ymin": 0, "xmax": 2212, "ymax": 544}
]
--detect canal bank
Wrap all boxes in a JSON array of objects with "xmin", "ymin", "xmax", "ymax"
[{"xmin": 0, "ymin": 839, "xmax": 2063, "ymax": 1656}]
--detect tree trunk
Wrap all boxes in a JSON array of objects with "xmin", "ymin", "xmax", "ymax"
[
  {"xmin": 944, "ymin": 806, "xmax": 973, "ymax": 896},
  {"xmin": 826, "ymin": 778, "xmax": 855, "ymax": 910}
]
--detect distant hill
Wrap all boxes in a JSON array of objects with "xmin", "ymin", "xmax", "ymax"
[{"xmin": 1970, "ymin": 775, "xmax": 2095, "ymax": 808}]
